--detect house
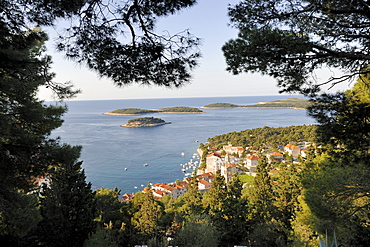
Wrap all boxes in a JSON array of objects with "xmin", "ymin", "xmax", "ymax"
[
  {"xmin": 284, "ymin": 144, "xmax": 301, "ymax": 160},
  {"xmin": 223, "ymin": 145, "xmax": 244, "ymax": 156},
  {"xmin": 151, "ymin": 182, "xmax": 188, "ymax": 199},
  {"xmin": 267, "ymin": 152, "xmax": 284, "ymax": 163},
  {"xmin": 221, "ymin": 163, "xmax": 237, "ymax": 183},
  {"xmin": 300, "ymin": 149, "xmax": 308, "ymax": 158},
  {"xmin": 205, "ymin": 153, "xmax": 223, "ymax": 173},
  {"xmin": 198, "ymin": 179, "xmax": 210, "ymax": 192},
  {"xmin": 246, "ymin": 155, "xmax": 260, "ymax": 173},
  {"xmin": 119, "ymin": 193, "xmax": 135, "ymax": 202},
  {"xmin": 197, "ymin": 172, "xmax": 214, "ymax": 182}
]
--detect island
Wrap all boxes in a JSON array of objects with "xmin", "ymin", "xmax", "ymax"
[
  {"xmin": 103, "ymin": 108, "xmax": 157, "ymax": 115},
  {"xmin": 201, "ymin": 98, "xmax": 310, "ymax": 109},
  {"xmin": 157, "ymin": 106, "xmax": 203, "ymax": 113},
  {"xmin": 120, "ymin": 117, "xmax": 171, "ymax": 127},
  {"xmin": 104, "ymin": 106, "xmax": 202, "ymax": 115},
  {"xmin": 201, "ymin": 103, "xmax": 239, "ymax": 108}
]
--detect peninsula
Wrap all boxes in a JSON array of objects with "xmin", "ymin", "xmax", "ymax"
[
  {"xmin": 201, "ymin": 98, "xmax": 310, "ymax": 109},
  {"xmin": 104, "ymin": 106, "xmax": 202, "ymax": 115},
  {"xmin": 120, "ymin": 117, "xmax": 171, "ymax": 127}
]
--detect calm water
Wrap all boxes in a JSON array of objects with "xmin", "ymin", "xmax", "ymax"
[{"xmin": 51, "ymin": 95, "xmax": 315, "ymax": 193}]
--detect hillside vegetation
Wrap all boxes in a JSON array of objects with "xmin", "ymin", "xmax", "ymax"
[
  {"xmin": 105, "ymin": 108, "xmax": 157, "ymax": 115},
  {"xmin": 127, "ymin": 117, "xmax": 165, "ymax": 124},
  {"xmin": 158, "ymin": 106, "xmax": 203, "ymax": 113}
]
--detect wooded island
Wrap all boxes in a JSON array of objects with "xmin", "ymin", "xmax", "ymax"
[
  {"xmin": 202, "ymin": 98, "xmax": 310, "ymax": 109},
  {"xmin": 120, "ymin": 117, "xmax": 171, "ymax": 127},
  {"xmin": 103, "ymin": 106, "xmax": 203, "ymax": 115}
]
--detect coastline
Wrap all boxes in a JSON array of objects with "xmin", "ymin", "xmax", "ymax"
[
  {"xmin": 120, "ymin": 122, "xmax": 171, "ymax": 127},
  {"xmin": 103, "ymin": 112, "xmax": 140, "ymax": 116},
  {"xmin": 103, "ymin": 111, "xmax": 203, "ymax": 115},
  {"xmin": 201, "ymin": 106, "xmax": 307, "ymax": 110}
]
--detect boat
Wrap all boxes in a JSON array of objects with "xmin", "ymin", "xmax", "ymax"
[
  {"xmin": 143, "ymin": 163, "xmax": 148, "ymax": 167},
  {"xmin": 181, "ymin": 152, "xmax": 185, "ymax": 156},
  {"xmin": 181, "ymin": 169, "xmax": 186, "ymax": 173},
  {"xmin": 124, "ymin": 167, "xmax": 128, "ymax": 170}
]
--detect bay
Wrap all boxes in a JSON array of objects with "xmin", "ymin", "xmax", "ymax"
[{"xmin": 51, "ymin": 95, "xmax": 315, "ymax": 193}]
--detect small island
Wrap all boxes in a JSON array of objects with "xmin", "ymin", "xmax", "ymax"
[
  {"xmin": 201, "ymin": 103, "xmax": 239, "ymax": 108},
  {"xmin": 157, "ymin": 106, "xmax": 203, "ymax": 113},
  {"xmin": 202, "ymin": 98, "xmax": 310, "ymax": 109},
  {"xmin": 120, "ymin": 117, "xmax": 171, "ymax": 128},
  {"xmin": 103, "ymin": 108, "xmax": 157, "ymax": 115},
  {"xmin": 104, "ymin": 106, "xmax": 202, "ymax": 115}
]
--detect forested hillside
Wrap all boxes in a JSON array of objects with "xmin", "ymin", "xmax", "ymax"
[{"xmin": 207, "ymin": 125, "xmax": 316, "ymax": 150}]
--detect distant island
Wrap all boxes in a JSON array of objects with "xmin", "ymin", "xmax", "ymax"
[
  {"xmin": 201, "ymin": 98, "xmax": 310, "ymax": 109},
  {"xmin": 120, "ymin": 117, "xmax": 171, "ymax": 127},
  {"xmin": 103, "ymin": 108, "xmax": 157, "ymax": 115},
  {"xmin": 104, "ymin": 106, "xmax": 203, "ymax": 115},
  {"xmin": 158, "ymin": 106, "xmax": 203, "ymax": 113}
]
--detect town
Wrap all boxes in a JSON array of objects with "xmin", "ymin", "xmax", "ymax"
[{"xmin": 119, "ymin": 142, "xmax": 310, "ymax": 202}]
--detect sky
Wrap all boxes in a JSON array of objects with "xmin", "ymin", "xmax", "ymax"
[{"xmin": 39, "ymin": 0, "xmax": 350, "ymax": 101}]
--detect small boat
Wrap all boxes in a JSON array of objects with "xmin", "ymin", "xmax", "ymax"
[
  {"xmin": 181, "ymin": 152, "xmax": 185, "ymax": 156},
  {"xmin": 181, "ymin": 169, "xmax": 186, "ymax": 173},
  {"xmin": 124, "ymin": 167, "xmax": 128, "ymax": 170},
  {"xmin": 143, "ymin": 163, "xmax": 148, "ymax": 167}
]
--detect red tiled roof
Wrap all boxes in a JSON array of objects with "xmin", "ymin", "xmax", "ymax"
[
  {"xmin": 248, "ymin": 156, "xmax": 260, "ymax": 160},
  {"xmin": 269, "ymin": 152, "xmax": 283, "ymax": 156},
  {"xmin": 285, "ymin": 144, "xmax": 300, "ymax": 149},
  {"xmin": 199, "ymin": 180, "xmax": 209, "ymax": 185}
]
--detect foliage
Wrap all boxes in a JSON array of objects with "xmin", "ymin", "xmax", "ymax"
[
  {"xmin": 223, "ymin": 0, "xmax": 370, "ymax": 95},
  {"xmin": 238, "ymin": 174, "xmax": 254, "ymax": 186},
  {"xmin": 0, "ymin": 17, "xmax": 83, "ymax": 245},
  {"xmin": 207, "ymin": 125, "xmax": 316, "ymax": 150},
  {"xmin": 2, "ymin": 0, "xmax": 200, "ymax": 88},
  {"xmin": 302, "ymin": 156, "xmax": 370, "ymax": 246},
  {"xmin": 109, "ymin": 108, "xmax": 157, "ymax": 115},
  {"xmin": 131, "ymin": 190, "xmax": 165, "ymax": 243},
  {"xmin": 127, "ymin": 117, "xmax": 165, "ymax": 124},
  {"xmin": 203, "ymin": 98, "xmax": 311, "ymax": 109},
  {"xmin": 37, "ymin": 145, "xmax": 96, "ymax": 247},
  {"xmin": 172, "ymin": 214, "xmax": 219, "ymax": 247},
  {"xmin": 202, "ymin": 103, "xmax": 239, "ymax": 108},
  {"xmin": 158, "ymin": 106, "xmax": 203, "ymax": 113},
  {"xmin": 308, "ymin": 81, "xmax": 370, "ymax": 160},
  {"xmin": 244, "ymin": 98, "xmax": 311, "ymax": 109}
]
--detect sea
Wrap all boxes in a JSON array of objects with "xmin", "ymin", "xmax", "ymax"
[{"xmin": 51, "ymin": 95, "xmax": 316, "ymax": 193}]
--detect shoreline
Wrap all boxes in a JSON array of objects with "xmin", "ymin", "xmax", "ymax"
[
  {"xmin": 120, "ymin": 122, "xmax": 171, "ymax": 127},
  {"xmin": 201, "ymin": 106, "xmax": 307, "ymax": 110},
  {"xmin": 103, "ymin": 111, "xmax": 203, "ymax": 115}
]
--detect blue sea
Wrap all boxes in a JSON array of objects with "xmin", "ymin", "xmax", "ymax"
[{"xmin": 51, "ymin": 95, "xmax": 315, "ymax": 193}]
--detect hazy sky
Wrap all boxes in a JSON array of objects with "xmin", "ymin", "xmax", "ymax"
[{"xmin": 39, "ymin": 0, "xmax": 350, "ymax": 101}]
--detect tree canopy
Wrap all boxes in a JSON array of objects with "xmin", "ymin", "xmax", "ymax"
[
  {"xmin": 1, "ymin": 0, "xmax": 201, "ymax": 89},
  {"xmin": 223, "ymin": 0, "xmax": 370, "ymax": 95}
]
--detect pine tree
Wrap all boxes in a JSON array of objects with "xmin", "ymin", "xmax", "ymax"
[
  {"xmin": 222, "ymin": 173, "xmax": 250, "ymax": 246},
  {"xmin": 246, "ymin": 158, "xmax": 281, "ymax": 246},
  {"xmin": 37, "ymin": 145, "xmax": 96, "ymax": 247},
  {"xmin": 131, "ymin": 185, "xmax": 165, "ymax": 244},
  {"xmin": 177, "ymin": 174, "xmax": 203, "ymax": 217}
]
